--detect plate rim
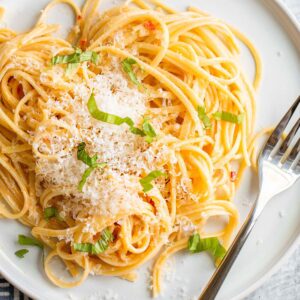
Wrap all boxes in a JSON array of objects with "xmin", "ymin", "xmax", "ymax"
[
  {"xmin": 0, "ymin": 1, "xmax": 299, "ymax": 300},
  {"xmin": 232, "ymin": 1, "xmax": 300, "ymax": 299},
  {"xmin": 233, "ymin": 234, "xmax": 300, "ymax": 300}
]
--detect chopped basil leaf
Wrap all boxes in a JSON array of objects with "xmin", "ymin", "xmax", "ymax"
[
  {"xmin": 197, "ymin": 106, "xmax": 212, "ymax": 129},
  {"xmin": 129, "ymin": 125, "xmax": 146, "ymax": 136},
  {"xmin": 51, "ymin": 48, "xmax": 81, "ymax": 65},
  {"xmin": 188, "ymin": 233, "xmax": 226, "ymax": 260},
  {"xmin": 66, "ymin": 62, "xmax": 80, "ymax": 75},
  {"xmin": 51, "ymin": 54, "xmax": 72, "ymax": 65},
  {"xmin": 142, "ymin": 119, "xmax": 156, "ymax": 143},
  {"xmin": 87, "ymin": 93, "xmax": 156, "ymax": 141},
  {"xmin": 18, "ymin": 235, "xmax": 43, "ymax": 249},
  {"xmin": 44, "ymin": 207, "xmax": 57, "ymax": 219},
  {"xmin": 74, "ymin": 229, "xmax": 113, "ymax": 254},
  {"xmin": 88, "ymin": 92, "xmax": 129, "ymax": 125},
  {"xmin": 213, "ymin": 111, "xmax": 243, "ymax": 124},
  {"xmin": 77, "ymin": 50, "xmax": 99, "ymax": 64},
  {"xmin": 74, "ymin": 242, "xmax": 92, "ymax": 253},
  {"xmin": 121, "ymin": 58, "xmax": 140, "ymax": 86},
  {"xmin": 91, "ymin": 52, "xmax": 100, "ymax": 64},
  {"xmin": 79, "ymin": 51, "xmax": 93, "ymax": 62},
  {"xmin": 92, "ymin": 229, "xmax": 113, "ymax": 254},
  {"xmin": 51, "ymin": 49, "xmax": 99, "ymax": 73},
  {"xmin": 77, "ymin": 142, "xmax": 107, "ymax": 191},
  {"xmin": 140, "ymin": 170, "xmax": 167, "ymax": 193},
  {"xmin": 77, "ymin": 142, "xmax": 98, "ymax": 167},
  {"xmin": 78, "ymin": 163, "xmax": 106, "ymax": 192},
  {"xmin": 44, "ymin": 207, "xmax": 63, "ymax": 221},
  {"xmin": 15, "ymin": 249, "xmax": 29, "ymax": 258},
  {"xmin": 87, "ymin": 93, "xmax": 145, "ymax": 137},
  {"xmin": 51, "ymin": 48, "xmax": 99, "ymax": 65}
]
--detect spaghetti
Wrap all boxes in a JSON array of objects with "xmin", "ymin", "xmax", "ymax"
[{"xmin": 0, "ymin": 0, "xmax": 262, "ymax": 296}]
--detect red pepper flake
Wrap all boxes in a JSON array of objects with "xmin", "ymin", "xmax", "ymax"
[
  {"xmin": 144, "ymin": 194, "xmax": 155, "ymax": 207},
  {"xmin": 77, "ymin": 15, "xmax": 82, "ymax": 21},
  {"xmin": 80, "ymin": 39, "xmax": 87, "ymax": 48},
  {"xmin": 143, "ymin": 21, "xmax": 156, "ymax": 31},
  {"xmin": 150, "ymin": 199, "xmax": 156, "ymax": 206},
  {"xmin": 43, "ymin": 137, "xmax": 50, "ymax": 143},
  {"xmin": 230, "ymin": 171, "xmax": 237, "ymax": 182},
  {"xmin": 17, "ymin": 85, "xmax": 23, "ymax": 95}
]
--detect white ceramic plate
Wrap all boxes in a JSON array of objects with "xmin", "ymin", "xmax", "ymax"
[{"xmin": 0, "ymin": 0, "xmax": 299, "ymax": 299}]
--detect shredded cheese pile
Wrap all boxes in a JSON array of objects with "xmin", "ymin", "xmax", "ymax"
[{"xmin": 34, "ymin": 69, "xmax": 167, "ymax": 218}]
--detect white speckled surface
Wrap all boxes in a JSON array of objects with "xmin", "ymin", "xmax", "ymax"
[
  {"xmin": 246, "ymin": 246, "xmax": 300, "ymax": 299},
  {"xmin": 246, "ymin": 0, "xmax": 300, "ymax": 299}
]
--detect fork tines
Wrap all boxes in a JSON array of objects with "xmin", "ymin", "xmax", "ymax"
[{"xmin": 261, "ymin": 96, "xmax": 300, "ymax": 171}]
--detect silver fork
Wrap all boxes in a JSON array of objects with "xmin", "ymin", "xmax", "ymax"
[{"xmin": 199, "ymin": 96, "xmax": 300, "ymax": 300}]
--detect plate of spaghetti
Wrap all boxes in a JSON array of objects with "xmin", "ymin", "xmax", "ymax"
[{"xmin": 0, "ymin": 0, "xmax": 299, "ymax": 299}]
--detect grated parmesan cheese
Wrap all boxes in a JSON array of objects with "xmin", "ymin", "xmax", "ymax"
[
  {"xmin": 32, "ymin": 67, "xmax": 170, "ymax": 233},
  {"xmin": 256, "ymin": 238, "xmax": 264, "ymax": 246},
  {"xmin": 175, "ymin": 216, "xmax": 197, "ymax": 235},
  {"xmin": 83, "ymin": 289, "xmax": 120, "ymax": 300},
  {"xmin": 162, "ymin": 258, "xmax": 176, "ymax": 283},
  {"xmin": 11, "ymin": 55, "xmax": 43, "ymax": 71}
]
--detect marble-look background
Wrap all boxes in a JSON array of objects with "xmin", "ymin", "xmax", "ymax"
[
  {"xmin": 246, "ymin": 246, "xmax": 300, "ymax": 299},
  {"xmin": 246, "ymin": 0, "xmax": 300, "ymax": 299}
]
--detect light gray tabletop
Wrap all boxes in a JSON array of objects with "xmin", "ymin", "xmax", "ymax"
[{"xmin": 246, "ymin": 0, "xmax": 300, "ymax": 299}]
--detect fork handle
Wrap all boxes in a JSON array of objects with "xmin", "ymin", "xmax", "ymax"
[{"xmin": 199, "ymin": 206, "xmax": 259, "ymax": 300}]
